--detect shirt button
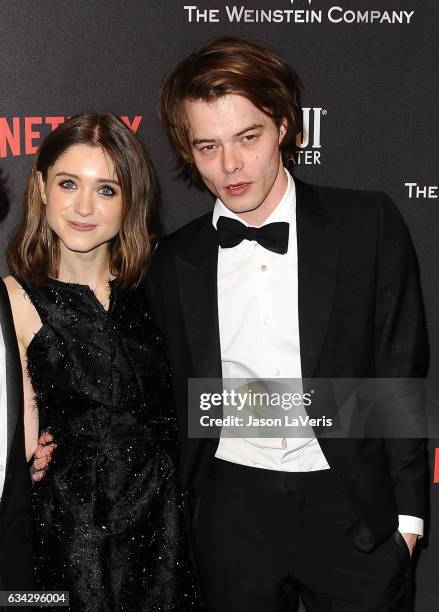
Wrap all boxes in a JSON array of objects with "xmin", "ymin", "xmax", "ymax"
[
  {"xmin": 0, "ymin": 465, "xmax": 4, "ymax": 472},
  {"xmin": 263, "ymin": 316, "xmax": 270, "ymax": 325},
  {"xmin": 275, "ymin": 369, "xmax": 280, "ymax": 376},
  {"xmin": 260, "ymin": 264, "xmax": 267, "ymax": 272}
]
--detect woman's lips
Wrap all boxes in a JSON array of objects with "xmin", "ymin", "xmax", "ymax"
[
  {"xmin": 67, "ymin": 220, "xmax": 97, "ymax": 232},
  {"xmin": 224, "ymin": 182, "xmax": 252, "ymax": 196}
]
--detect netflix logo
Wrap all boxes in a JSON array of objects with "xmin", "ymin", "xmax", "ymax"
[{"xmin": 0, "ymin": 115, "xmax": 143, "ymax": 158}]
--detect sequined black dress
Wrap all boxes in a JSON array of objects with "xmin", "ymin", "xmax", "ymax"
[{"xmin": 15, "ymin": 277, "xmax": 200, "ymax": 611}]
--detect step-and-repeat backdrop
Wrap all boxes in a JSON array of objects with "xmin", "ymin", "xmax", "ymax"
[{"xmin": 0, "ymin": 1, "xmax": 437, "ymax": 608}]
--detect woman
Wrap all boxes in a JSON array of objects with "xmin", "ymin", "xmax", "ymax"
[{"xmin": 4, "ymin": 113, "xmax": 200, "ymax": 611}]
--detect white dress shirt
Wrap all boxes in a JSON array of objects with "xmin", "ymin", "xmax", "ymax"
[
  {"xmin": 0, "ymin": 324, "xmax": 7, "ymax": 501},
  {"xmin": 213, "ymin": 169, "xmax": 329, "ymax": 472},
  {"xmin": 212, "ymin": 168, "xmax": 423, "ymax": 536}
]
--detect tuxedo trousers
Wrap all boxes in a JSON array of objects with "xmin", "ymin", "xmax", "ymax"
[{"xmin": 193, "ymin": 459, "xmax": 412, "ymax": 612}]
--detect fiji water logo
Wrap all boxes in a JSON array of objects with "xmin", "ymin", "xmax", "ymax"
[{"xmin": 295, "ymin": 107, "xmax": 326, "ymax": 165}]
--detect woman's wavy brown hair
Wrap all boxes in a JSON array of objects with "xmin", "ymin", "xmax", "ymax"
[
  {"xmin": 8, "ymin": 112, "xmax": 160, "ymax": 288},
  {"xmin": 159, "ymin": 37, "xmax": 303, "ymax": 186}
]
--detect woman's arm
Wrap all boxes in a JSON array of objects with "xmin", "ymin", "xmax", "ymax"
[
  {"xmin": 18, "ymin": 337, "xmax": 39, "ymax": 461},
  {"xmin": 3, "ymin": 275, "xmax": 41, "ymax": 461}
]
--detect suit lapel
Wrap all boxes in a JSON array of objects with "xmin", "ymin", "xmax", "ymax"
[
  {"xmin": 175, "ymin": 216, "xmax": 222, "ymax": 379},
  {"xmin": 296, "ymin": 179, "xmax": 340, "ymax": 379},
  {"xmin": 0, "ymin": 279, "xmax": 22, "ymax": 471}
]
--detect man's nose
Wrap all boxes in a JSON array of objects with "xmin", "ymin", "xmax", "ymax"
[{"xmin": 222, "ymin": 145, "xmax": 243, "ymax": 175}]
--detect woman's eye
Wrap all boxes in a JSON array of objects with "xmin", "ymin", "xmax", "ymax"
[
  {"xmin": 60, "ymin": 179, "xmax": 76, "ymax": 190},
  {"xmin": 201, "ymin": 145, "xmax": 216, "ymax": 152},
  {"xmin": 98, "ymin": 185, "xmax": 115, "ymax": 197}
]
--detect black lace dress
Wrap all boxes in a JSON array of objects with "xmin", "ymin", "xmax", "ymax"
[{"xmin": 15, "ymin": 277, "xmax": 200, "ymax": 611}]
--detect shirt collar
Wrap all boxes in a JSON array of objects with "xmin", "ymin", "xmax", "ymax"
[{"xmin": 212, "ymin": 168, "xmax": 296, "ymax": 229}]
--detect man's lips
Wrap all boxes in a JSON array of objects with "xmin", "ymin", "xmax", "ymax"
[
  {"xmin": 66, "ymin": 220, "xmax": 97, "ymax": 231},
  {"xmin": 224, "ymin": 182, "xmax": 252, "ymax": 196}
]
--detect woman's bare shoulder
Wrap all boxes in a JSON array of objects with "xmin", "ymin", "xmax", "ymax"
[
  {"xmin": 3, "ymin": 274, "xmax": 41, "ymax": 345},
  {"xmin": 3, "ymin": 274, "xmax": 28, "ymax": 306}
]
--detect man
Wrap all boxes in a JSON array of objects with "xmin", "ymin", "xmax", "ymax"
[
  {"xmin": 148, "ymin": 37, "xmax": 429, "ymax": 611},
  {"xmin": 0, "ymin": 274, "xmax": 34, "ymax": 594}
]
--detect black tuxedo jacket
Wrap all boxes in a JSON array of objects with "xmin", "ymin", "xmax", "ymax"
[
  {"xmin": 0, "ymin": 278, "xmax": 34, "ymax": 591},
  {"xmin": 147, "ymin": 179, "xmax": 429, "ymax": 551}
]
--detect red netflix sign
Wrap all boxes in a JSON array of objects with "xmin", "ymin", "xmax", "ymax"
[
  {"xmin": 434, "ymin": 447, "xmax": 439, "ymax": 483},
  {"xmin": 0, "ymin": 115, "xmax": 143, "ymax": 158}
]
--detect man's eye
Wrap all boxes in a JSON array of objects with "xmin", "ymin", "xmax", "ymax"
[
  {"xmin": 60, "ymin": 179, "xmax": 76, "ymax": 190},
  {"xmin": 98, "ymin": 185, "xmax": 115, "ymax": 197},
  {"xmin": 243, "ymin": 134, "xmax": 257, "ymax": 142}
]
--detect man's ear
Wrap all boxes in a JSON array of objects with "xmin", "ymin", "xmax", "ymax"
[
  {"xmin": 37, "ymin": 171, "xmax": 47, "ymax": 204},
  {"xmin": 278, "ymin": 119, "xmax": 288, "ymax": 145}
]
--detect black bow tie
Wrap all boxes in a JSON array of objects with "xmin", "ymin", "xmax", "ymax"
[{"xmin": 216, "ymin": 216, "xmax": 289, "ymax": 255}]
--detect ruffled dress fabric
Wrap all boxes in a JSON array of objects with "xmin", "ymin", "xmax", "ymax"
[{"xmin": 15, "ymin": 277, "xmax": 200, "ymax": 611}]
